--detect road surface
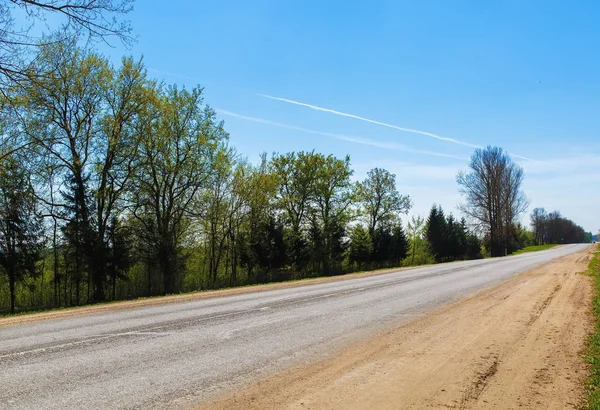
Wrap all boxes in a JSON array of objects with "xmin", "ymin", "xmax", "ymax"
[{"xmin": 0, "ymin": 244, "xmax": 589, "ymax": 409}]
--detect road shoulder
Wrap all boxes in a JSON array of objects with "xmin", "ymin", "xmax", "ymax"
[{"xmin": 203, "ymin": 246, "xmax": 594, "ymax": 410}]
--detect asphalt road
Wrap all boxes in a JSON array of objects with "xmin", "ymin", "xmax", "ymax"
[{"xmin": 0, "ymin": 244, "xmax": 589, "ymax": 409}]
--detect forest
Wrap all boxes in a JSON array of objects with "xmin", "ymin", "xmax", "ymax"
[{"xmin": 0, "ymin": 2, "xmax": 592, "ymax": 314}]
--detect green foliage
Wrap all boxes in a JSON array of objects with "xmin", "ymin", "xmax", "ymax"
[
  {"xmin": 584, "ymin": 245, "xmax": 600, "ymax": 408},
  {"xmin": 0, "ymin": 155, "xmax": 44, "ymax": 313},
  {"xmin": 425, "ymin": 205, "xmax": 482, "ymax": 262},
  {"xmin": 348, "ymin": 225, "xmax": 372, "ymax": 269},
  {"xmin": 356, "ymin": 167, "xmax": 411, "ymax": 236}
]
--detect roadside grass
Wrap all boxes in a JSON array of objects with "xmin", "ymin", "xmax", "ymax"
[
  {"xmin": 512, "ymin": 244, "xmax": 558, "ymax": 255},
  {"xmin": 583, "ymin": 244, "xmax": 600, "ymax": 409}
]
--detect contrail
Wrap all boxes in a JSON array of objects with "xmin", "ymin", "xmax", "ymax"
[
  {"xmin": 216, "ymin": 109, "xmax": 467, "ymax": 161},
  {"xmin": 257, "ymin": 94, "xmax": 567, "ymax": 168},
  {"xmin": 258, "ymin": 94, "xmax": 481, "ymax": 149}
]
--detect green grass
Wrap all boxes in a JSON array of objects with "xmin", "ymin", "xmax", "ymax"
[
  {"xmin": 583, "ymin": 244, "xmax": 600, "ymax": 409},
  {"xmin": 512, "ymin": 244, "xmax": 558, "ymax": 255}
]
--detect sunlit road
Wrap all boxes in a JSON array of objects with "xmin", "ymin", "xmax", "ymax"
[{"xmin": 0, "ymin": 244, "xmax": 589, "ymax": 409}]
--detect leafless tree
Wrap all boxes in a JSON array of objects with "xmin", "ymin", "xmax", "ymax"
[{"xmin": 457, "ymin": 146, "xmax": 528, "ymax": 257}]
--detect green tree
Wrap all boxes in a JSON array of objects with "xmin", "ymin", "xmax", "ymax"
[
  {"xmin": 20, "ymin": 42, "xmax": 150, "ymax": 302},
  {"xmin": 425, "ymin": 205, "xmax": 448, "ymax": 263},
  {"xmin": 271, "ymin": 151, "xmax": 318, "ymax": 272},
  {"xmin": 407, "ymin": 215, "xmax": 425, "ymax": 265},
  {"xmin": 310, "ymin": 154, "xmax": 353, "ymax": 275},
  {"xmin": 391, "ymin": 223, "xmax": 409, "ymax": 266},
  {"xmin": 132, "ymin": 85, "xmax": 228, "ymax": 294},
  {"xmin": 348, "ymin": 224, "xmax": 372, "ymax": 269},
  {"xmin": 356, "ymin": 167, "xmax": 411, "ymax": 261},
  {"xmin": 0, "ymin": 155, "xmax": 43, "ymax": 313}
]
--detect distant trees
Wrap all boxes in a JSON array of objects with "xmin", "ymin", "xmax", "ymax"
[
  {"xmin": 457, "ymin": 146, "xmax": 527, "ymax": 257},
  {"xmin": 530, "ymin": 208, "xmax": 586, "ymax": 245}
]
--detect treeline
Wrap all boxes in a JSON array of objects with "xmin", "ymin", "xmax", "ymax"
[
  {"xmin": 530, "ymin": 208, "xmax": 590, "ymax": 245},
  {"xmin": 0, "ymin": 40, "xmax": 486, "ymax": 313}
]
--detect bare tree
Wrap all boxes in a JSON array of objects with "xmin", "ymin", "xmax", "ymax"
[
  {"xmin": 457, "ymin": 146, "xmax": 527, "ymax": 257},
  {"xmin": 530, "ymin": 207, "xmax": 548, "ymax": 245}
]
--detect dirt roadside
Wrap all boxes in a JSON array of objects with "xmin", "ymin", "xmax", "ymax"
[{"xmin": 203, "ymin": 247, "xmax": 595, "ymax": 410}]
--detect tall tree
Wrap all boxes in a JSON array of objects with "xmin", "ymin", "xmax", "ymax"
[
  {"xmin": 348, "ymin": 224, "xmax": 372, "ymax": 269},
  {"xmin": 407, "ymin": 215, "xmax": 425, "ymax": 265},
  {"xmin": 271, "ymin": 151, "xmax": 318, "ymax": 272},
  {"xmin": 356, "ymin": 167, "xmax": 411, "ymax": 259},
  {"xmin": 310, "ymin": 154, "xmax": 353, "ymax": 275},
  {"xmin": 457, "ymin": 146, "xmax": 527, "ymax": 257},
  {"xmin": 20, "ymin": 42, "xmax": 150, "ymax": 301},
  {"xmin": 425, "ymin": 205, "xmax": 448, "ymax": 262},
  {"xmin": 530, "ymin": 207, "xmax": 548, "ymax": 245},
  {"xmin": 0, "ymin": 155, "xmax": 43, "ymax": 313},
  {"xmin": 132, "ymin": 85, "xmax": 227, "ymax": 294}
]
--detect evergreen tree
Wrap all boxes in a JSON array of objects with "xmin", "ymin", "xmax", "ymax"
[
  {"xmin": 0, "ymin": 156, "xmax": 43, "ymax": 313},
  {"xmin": 349, "ymin": 225, "xmax": 372, "ymax": 269},
  {"xmin": 426, "ymin": 205, "xmax": 448, "ymax": 262},
  {"xmin": 391, "ymin": 223, "xmax": 410, "ymax": 266}
]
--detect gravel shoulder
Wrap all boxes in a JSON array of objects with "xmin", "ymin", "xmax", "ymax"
[{"xmin": 204, "ymin": 246, "xmax": 594, "ymax": 410}]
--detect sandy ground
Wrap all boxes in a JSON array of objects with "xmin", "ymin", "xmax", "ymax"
[
  {"xmin": 203, "ymin": 247, "xmax": 594, "ymax": 410},
  {"xmin": 0, "ymin": 266, "xmax": 410, "ymax": 328}
]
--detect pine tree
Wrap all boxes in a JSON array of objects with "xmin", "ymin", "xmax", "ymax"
[
  {"xmin": 426, "ymin": 205, "xmax": 448, "ymax": 262},
  {"xmin": 0, "ymin": 157, "xmax": 44, "ymax": 313},
  {"xmin": 349, "ymin": 225, "xmax": 372, "ymax": 269},
  {"xmin": 391, "ymin": 223, "xmax": 410, "ymax": 266}
]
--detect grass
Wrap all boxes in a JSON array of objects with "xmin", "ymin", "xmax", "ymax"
[
  {"xmin": 512, "ymin": 244, "xmax": 558, "ymax": 255},
  {"xmin": 583, "ymin": 244, "xmax": 600, "ymax": 409}
]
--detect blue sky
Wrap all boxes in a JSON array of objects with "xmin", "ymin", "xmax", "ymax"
[{"xmin": 100, "ymin": 0, "xmax": 599, "ymax": 233}]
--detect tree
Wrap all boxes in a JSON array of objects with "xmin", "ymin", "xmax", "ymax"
[
  {"xmin": 457, "ymin": 146, "xmax": 527, "ymax": 257},
  {"xmin": 391, "ymin": 223, "xmax": 409, "ymax": 266},
  {"xmin": 0, "ymin": 1, "xmax": 133, "ymax": 87},
  {"xmin": 348, "ymin": 224, "xmax": 372, "ymax": 269},
  {"xmin": 530, "ymin": 207, "xmax": 548, "ymax": 245},
  {"xmin": 132, "ymin": 85, "xmax": 228, "ymax": 295},
  {"xmin": 271, "ymin": 151, "xmax": 318, "ymax": 272},
  {"xmin": 237, "ymin": 154, "xmax": 279, "ymax": 282},
  {"xmin": 529, "ymin": 208, "xmax": 586, "ymax": 245},
  {"xmin": 19, "ymin": 42, "xmax": 150, "ymax": 302},
  {"xmin": 356, "ymin": 167, "xmax": 411, "ymax": 259},
  {"xmin": 425, "ymin": 205, "xmax": 448, "ymax": 262},
  {"xmin": 310, "ymin": 154, "xmax": 353, "ymax": 275},
  {"xmin": 0, "ymin": 155, "xmax": 43, "ymax": 313},
  {"xmin": 407, "ymin": 215, "xmax": 425, "ymax": 265}
]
